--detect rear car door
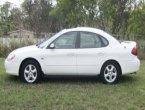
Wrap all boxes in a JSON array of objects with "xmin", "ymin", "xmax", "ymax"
[{"xmin": 76, "ymin": 31, "xmax": 109, "ymax": 75}]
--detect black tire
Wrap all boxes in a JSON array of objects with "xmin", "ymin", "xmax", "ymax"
[
  {"xmin": 100, "ymin": 61, "xmax": 121, "ymax": 84},
  {"xmin": 20, "ymin": 60, "xmax": 42, "ymax": 84}
]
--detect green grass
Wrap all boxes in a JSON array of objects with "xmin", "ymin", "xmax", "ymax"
[{"xmin": 0, "ymin": 58, "xmax": 145, "ymax": 110}]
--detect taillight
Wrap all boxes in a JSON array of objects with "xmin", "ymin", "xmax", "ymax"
[{"xmin": 131, "ymin": 47, "xmax": 137, "ymax": 56}]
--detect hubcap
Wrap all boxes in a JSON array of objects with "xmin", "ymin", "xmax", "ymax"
[
  {"xmin": 104, "ymin": 65, "xmax": 117, "ymax": 83},
  {"xmin": 24, "ymin": 64, "xmax": 37, "ymax": 83}
]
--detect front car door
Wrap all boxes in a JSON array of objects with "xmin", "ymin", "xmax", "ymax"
[
  {"xmin": 76, "ymin": 31, "xmax": 109, "ymax": 75},
  {"xmin": 44, "ymin": 32, "xmax": 78, "ymax": 75}
]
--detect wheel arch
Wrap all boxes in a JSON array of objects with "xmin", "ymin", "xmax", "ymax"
[
  {"xmin": 19, "ymin": 57, "xmax": 43, "ymax": 76},
  {"xmin": 101, "ymin": 59, "xmax": 122, "ymax": 76}
]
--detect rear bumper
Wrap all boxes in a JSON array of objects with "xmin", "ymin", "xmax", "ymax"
[{"xmin": 121, "ymin": 58, "xmax": 140, "ymax": 75}]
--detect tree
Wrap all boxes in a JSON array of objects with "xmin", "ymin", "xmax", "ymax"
[
  {"xmin": 1, "ymin": 0, "xmax": 145, "ymax": 39},
  {"xmin": 22, "ymin": 0, "xmax": 53, "ymax": 36},
  {"xmin": 51, "ymin": 0, "xmax": 134, "ymax": 37},
  {"xmin": 0, "ymin": 2, "xmax": 23, "ymax": 36},
  {"xmin": 128, "ymin": 3, "xmax": 145, "ymax": 39},
  {"xmin": 10, "ymin": 8, "xmax": 24, "ymax": 30},
  {"xmin": 98, "ymin": 0, "xmax": 134, "ymax": 37},
  {"xmin": 0, "ymin": 2, "xmax": 13, "ymax": 35}
]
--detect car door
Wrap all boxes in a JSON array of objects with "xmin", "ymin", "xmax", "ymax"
[
  {"xmin": 76, "ymin": 31, "xmax": 109, "ymax": 75},
  {"xmin": 44, "ymin": 31, "xmax": 78, "ymax": 75}
]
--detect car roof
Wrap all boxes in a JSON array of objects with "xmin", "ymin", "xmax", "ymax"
[
  {"xmin": 61, "ymin": 27, "xmax": 112, "ymax": 40},
  {"xmin": 63, "ymin": 27, "xmax": 105, "ymax": 34}
]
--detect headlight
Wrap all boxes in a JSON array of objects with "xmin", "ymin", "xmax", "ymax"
[{"xmin": 7, "ymin": 54, "xmax": 15, "ymax": 61}]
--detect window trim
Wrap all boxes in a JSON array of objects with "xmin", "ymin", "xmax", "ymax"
[
  {"xmin": 77, "ymin": 31, "xmax": 109, "ymax": 49},
  {"xmin": 47, "ymin": 31, "xmax": 79, "ymax": 49}
]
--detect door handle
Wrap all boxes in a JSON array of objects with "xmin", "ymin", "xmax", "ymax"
[{"xmin": 67, "ymin": 53, "xmax": 75, "ymax": 56}]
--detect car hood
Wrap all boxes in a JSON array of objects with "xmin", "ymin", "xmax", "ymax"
[{"xmin": 10, "ymin": 45, "xmax": 39, "ymax": 55}]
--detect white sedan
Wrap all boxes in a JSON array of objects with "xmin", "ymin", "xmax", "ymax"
[{"xmin": 5, "ymin": 27, "xmax": 140, "ymax": 84}]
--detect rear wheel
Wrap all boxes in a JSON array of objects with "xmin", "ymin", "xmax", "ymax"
[
  {"xmin": 100, "ymin": 62, "xmax": 121, "ymax": 84},
  {"xmin": 20, "ymin": 60, "xmax": 42, "ymax": 84}
]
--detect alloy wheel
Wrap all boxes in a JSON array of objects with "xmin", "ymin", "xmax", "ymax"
[
  {"xmin": 24, "ymin": 64, "xmax": 38, "ymax": 83},
  {"xmin": 104, "ymin": 65, "xmax": 117, "ymax": 83}
]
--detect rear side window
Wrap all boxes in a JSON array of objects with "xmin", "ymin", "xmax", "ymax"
[
  {"xmin": 100, "ymin": 35, "xmax": 109, "ymax": 47},
  {"xmin": 80, "ymin": 32, "xmax": 108, "ymax": 48}
]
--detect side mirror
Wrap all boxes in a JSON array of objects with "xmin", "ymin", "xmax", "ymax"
[{"xmin": 49, "ymin": 43, "xmax": 55, "ymax": 49}]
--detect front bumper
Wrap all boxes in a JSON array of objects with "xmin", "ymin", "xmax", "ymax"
[{"xmin": 5, "ymin": 59, "xmax": 20, "ymax": 76}]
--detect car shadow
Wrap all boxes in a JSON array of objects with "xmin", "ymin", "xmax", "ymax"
[
  {"xmin": 42, "ymin": 75, "xmax": 137, "ymax": 84},
  {"xmin": 118, "ymin": 75, "xmax": 137, "ymax": 84},
  {"xmin": 5, "ymin": 75, "xmax": 21, "ymax": 83},
  {"xmin": 5, "ymin": 75, "xmax": 137, "ymax": 84},
  {"xmin": 42, "ymin": 75, "xmax": 101, "ymax": 84}
]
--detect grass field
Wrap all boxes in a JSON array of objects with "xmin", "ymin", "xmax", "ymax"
[{"xmin": 0, "ymin": 58, "xmax": 145, "ymax": 110}]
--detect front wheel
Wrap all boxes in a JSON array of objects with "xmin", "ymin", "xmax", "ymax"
[
  {"xmin": 20, "ymin": 60, "xmax": 42, "ymax": 84},
  {"xmin": 100, "ymin": 62, "xmax": 120, "ymax": 84}
]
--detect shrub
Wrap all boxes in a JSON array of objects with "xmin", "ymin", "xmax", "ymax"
[
  {"xmin": 137, "ymin": 40, "xmax": 145, "ymax": 60},
  {"xmin": 0, "ymin": 38, "xmax": 34, "ymax": 57}
]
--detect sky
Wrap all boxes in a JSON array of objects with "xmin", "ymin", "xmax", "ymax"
[
  {"xmin": 0, "ymin": 0, "xmax": 23, "ymax": 7},
  {"xmin": 0, "ymin": 0, "xmax": 57, "ymax": 8}
]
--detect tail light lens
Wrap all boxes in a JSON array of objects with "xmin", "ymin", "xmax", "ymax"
[{"xmin": 131, "ymin": 47, "xmax": 137, "ymax": 56}]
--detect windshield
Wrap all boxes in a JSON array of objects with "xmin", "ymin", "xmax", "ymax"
[
  {"xmin": 36, "ymin": 38, "xmax": 51, "ymax": 48},
  {"xmin": 36, "ymin": 31, "xmax": 62, "ymax": 48}
]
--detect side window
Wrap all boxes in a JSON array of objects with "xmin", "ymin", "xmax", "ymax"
[
  {"xmin": 54, "ymin": 32, "xmax": 77, "ymax": 49},
  {"xmin": 100, "ymin": 36, "xmax": 108, "ymax": 47},
  {"xmin": 80, "ymin": 32, "xmax": 103, "ymax": 48}
]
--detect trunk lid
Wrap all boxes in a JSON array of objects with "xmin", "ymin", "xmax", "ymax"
[{"xmin": 121, "ymin": 41, "xmax": 137, "ymax": 48}]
